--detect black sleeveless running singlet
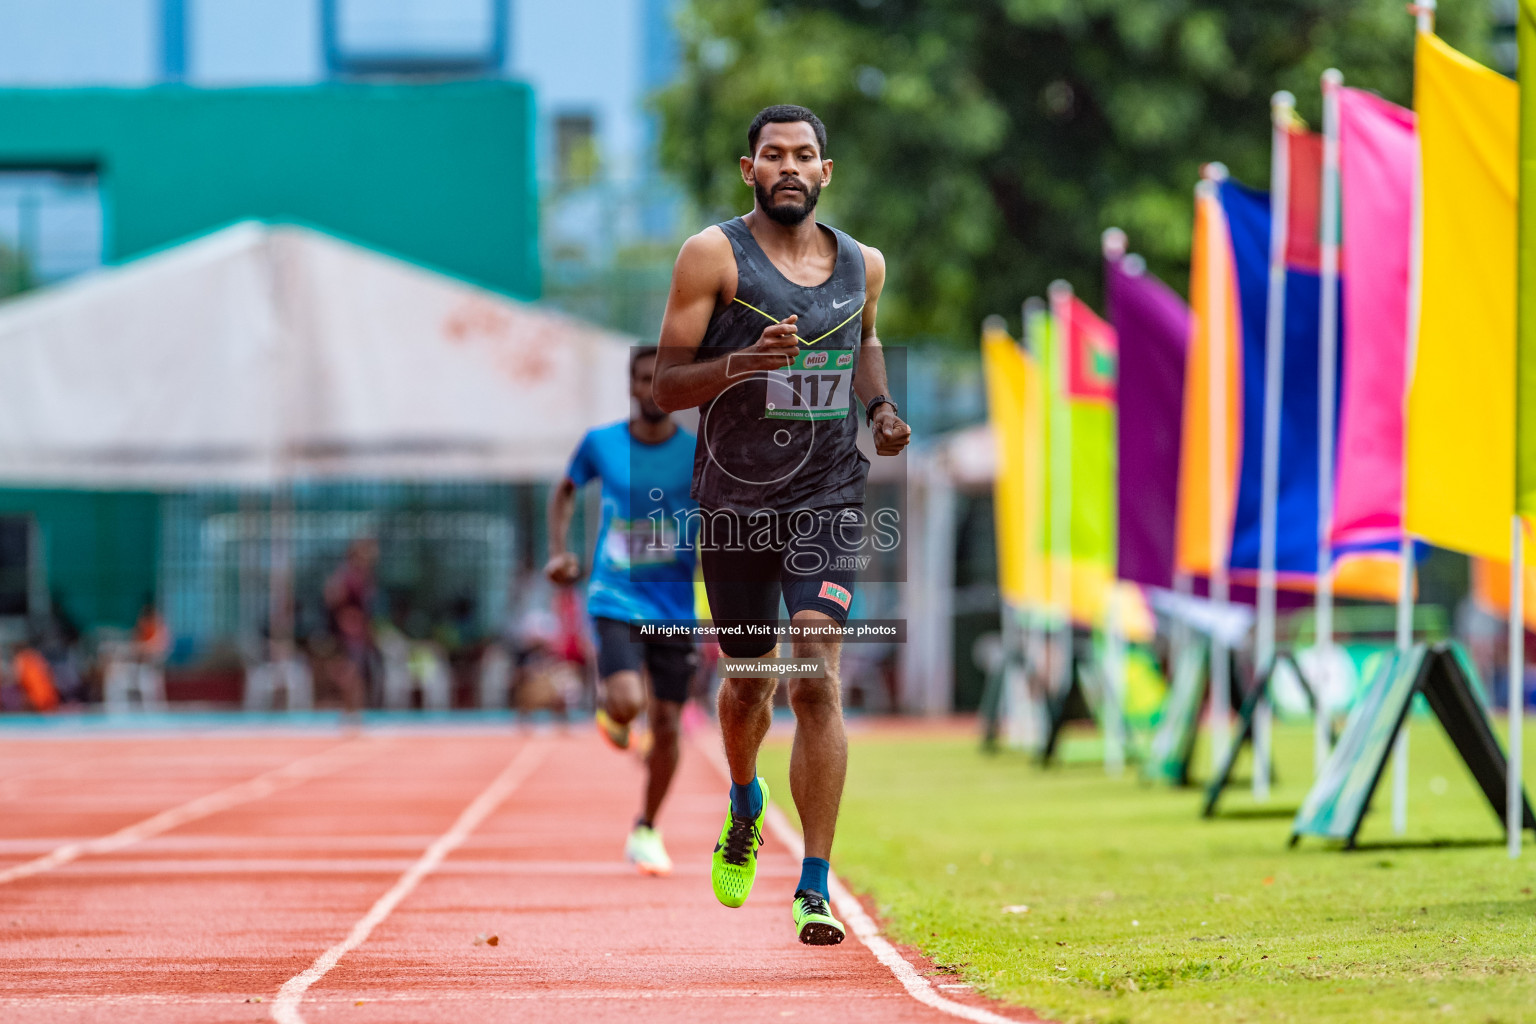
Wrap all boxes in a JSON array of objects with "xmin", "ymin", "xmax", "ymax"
[{"xmin": 690, "ymin": 217, "xmax": 870, "ymax": 513}]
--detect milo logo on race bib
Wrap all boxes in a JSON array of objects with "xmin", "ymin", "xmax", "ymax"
[{"xmin": 765, "ymin": 348, "xmax": 854, "ymax": 421}]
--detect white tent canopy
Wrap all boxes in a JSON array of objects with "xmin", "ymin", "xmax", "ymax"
[{"xmin": 0, "ymin": 222, "xmax": 633, "ymax": 488}]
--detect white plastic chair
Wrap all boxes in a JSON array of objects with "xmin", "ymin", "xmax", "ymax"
[
  {"xmin": 243, "ymin": 656, "xmax": 315, "ymax": 711},
  {"xmin": 478, "ymin": 643, "xmax": 513, "ymax": 709},
  {"xmin": 380, "ymin": 632, "xmax": 453, "ymax": 710},
  {"xmin": 103, "ymin": 644, "xmax": 166, "ymax": 714}
]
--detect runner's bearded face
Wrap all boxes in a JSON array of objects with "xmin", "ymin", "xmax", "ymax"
[{"xmin": 749, "ymin": 123, "xmax": 825, "ymax": 226}]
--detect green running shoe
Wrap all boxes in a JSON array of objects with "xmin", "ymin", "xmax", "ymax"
[
  {"xmin": 711, "ymin": 777, "xmax": 768, "ymax": 908},
  {"xmin": 792, "ymin": 888, "xmax": 846, "ymax": 946},
  {"xmin": 595, "ymin": 708, "xmax": 630, "ymax": 750},
  {"xmin": 625, "ymin": 824, "xmax": 672, "ymax": 876}
]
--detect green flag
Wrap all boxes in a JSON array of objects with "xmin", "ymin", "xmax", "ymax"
[{"xmin": 1030, "ymin": 297, "xmax": 1117, "ymax": 626}]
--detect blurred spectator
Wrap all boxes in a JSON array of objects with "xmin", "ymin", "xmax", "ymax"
[
  {"xmin": 133, "ymin": 597, "xmax": 170, "ymax": 661},
  {"xmin": 502, "ymin": 570, "xmax": 587, "ymax": 713},
  {"xmin": 103, "ymin": 596, "xmax": 169, "ymax": 711},
  {"xmin": 12, "ymin": 647, "xmax": 58, "ymax": 712},
  {"xmin": 322, "ymin": 537, "xmax": 377, "ymax": 712},
  {"xmin": 35, "ymin": 615, "xmax": 85, "ymax": 704}
]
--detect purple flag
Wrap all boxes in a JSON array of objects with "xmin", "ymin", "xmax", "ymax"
[{"xmin": 1107, "ymin": 253, "xmax": 1189, "ymax": 589}]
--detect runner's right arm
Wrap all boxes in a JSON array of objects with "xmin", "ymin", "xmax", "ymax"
[
  {"xmin": 653, "ymin": 228, "xmax": 803, "ymax": 413},
  {"xmin": 543, "ymin": 477, "xmax": 581, "ymax": 584}
]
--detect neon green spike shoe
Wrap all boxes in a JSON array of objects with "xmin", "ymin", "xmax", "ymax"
[
  {"xmin": 711, "ymin": 777, "xmax": 768, "ymax": 908},
  {"xmin": 792, "ymin": 888, "xmax": 846, "ymax": 946},
  {"xmin": 595, "ymin": 708, "xmax": 630, "ymax": 750}
]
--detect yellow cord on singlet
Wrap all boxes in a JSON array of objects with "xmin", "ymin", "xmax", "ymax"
[
  {"xmin": 803, "ymin": 305, "xmax": 865, "ymax": 345},
  {"xmin": 730, "ymin": 297, "xmax": 866, "ymax": 346},
  {"xmin": 732, "ymin": 297, "xmax": 781, "ymax": 324}
]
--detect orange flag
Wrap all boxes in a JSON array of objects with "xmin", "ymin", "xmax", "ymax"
[{"xmin": 1175, "ymin": 181, "xmax": 1242, "ymax": 578}]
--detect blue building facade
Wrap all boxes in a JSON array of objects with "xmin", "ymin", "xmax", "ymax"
[{"xmin": 0, "ymin": 0, "xmax": 684, "ymax": 301}]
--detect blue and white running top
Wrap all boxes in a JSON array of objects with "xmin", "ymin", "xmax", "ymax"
[{"xmin": 565, "ymin": 420, "xmax": 698, "ymax": 623}]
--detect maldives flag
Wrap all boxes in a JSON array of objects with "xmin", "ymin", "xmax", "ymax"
[
  {"xmin": 1065, "ymin": 295, "xmax": 1117, "ymax": 404},
  {"xmin": 1285, "ymin": 127, "xmax": 1325, "ymax": 273},
  {"xmin": 1040, "ymin": 296, "xmax": 1117, "ymax": 624}
]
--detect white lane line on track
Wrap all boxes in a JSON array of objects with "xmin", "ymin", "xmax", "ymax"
[
  {"xmin": 0, "ymin": 989, "xmax": 906, "ymax": 1008},
  {"xmin": 695, "ymin": 735, "xmax": 1031, "ymax": 1024},
  {"xmin": 270, "ymin": 740, "xmax": 548, "ymax": 1024},
  {"xmin": 0, "ymin": 738, "xmax": 381, "ymax": 887},
  {"xmin": 42, "ymin": 857, "xmax": 799, "ymax": 877},
  {"xmin": 0, "ymin": 834, "xmax": 466, "ymax": 854}
]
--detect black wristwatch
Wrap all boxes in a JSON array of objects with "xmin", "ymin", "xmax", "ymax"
[{"xmin": 865, "ymin": 395, "xmax": 897, "ymax": 426}]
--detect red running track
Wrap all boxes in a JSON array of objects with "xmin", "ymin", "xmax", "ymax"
[{"xmin": 0, "ymin": 725, "xmax": 1039, "ymax": 1023}]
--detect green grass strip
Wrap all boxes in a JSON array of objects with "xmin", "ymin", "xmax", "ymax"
[{"xmin": 760, "ymin": 720, "xmax": 1536, "ymax": 1024}]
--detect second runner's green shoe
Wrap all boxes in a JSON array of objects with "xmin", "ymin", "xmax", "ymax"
[
  {"xmin": 792, "ymin": 888, "xmax": 846, "ymax": 945},
  {"xmin": 711, "ymin": 777, "xmax": 768, "ymax": 907}
]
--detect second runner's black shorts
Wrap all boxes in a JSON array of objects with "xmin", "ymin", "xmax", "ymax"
[
  {"xmin": 698, "ymin": 505, "xmax": 863, "ymax": 659},
  {"xmin": 592, "ymin": 617, "xmax": 696, "ymax": 703}
]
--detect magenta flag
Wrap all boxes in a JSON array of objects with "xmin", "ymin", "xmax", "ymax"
[
  {"xmin": 1107, "ymin": 254, "xmax": 1188, "ymax": 589},
  {"xmin": 1332, "ymin": 88, "xmax": 1416, "ymax": 548}
]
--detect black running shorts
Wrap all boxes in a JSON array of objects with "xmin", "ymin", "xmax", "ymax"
[
  {"xmin": 698, "ymin": 505, "xmax": 862, "ymax": 659},
  {"xmin": 593, "ymin": 617, "xmax": 696, "ymax": 704}
]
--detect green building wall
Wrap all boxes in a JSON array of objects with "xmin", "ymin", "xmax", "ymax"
[{"xmin": 0, "ymin": 82, "xmax": 540, "ymax": 298}]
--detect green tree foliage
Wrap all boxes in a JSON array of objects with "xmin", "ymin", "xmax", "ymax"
[{"xmin": 656, "ymin": 0, "xmax": 1487, "ymax": 346}]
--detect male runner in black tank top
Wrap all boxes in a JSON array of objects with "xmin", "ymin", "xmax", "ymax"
[{"xmin": 653, "ymin": 104, "xmax": 911, "ymax": 945}]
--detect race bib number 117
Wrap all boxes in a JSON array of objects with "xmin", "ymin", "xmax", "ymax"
[{"xmin": 765, "ymin": 349, "xmax": 855, "ymax": 421}]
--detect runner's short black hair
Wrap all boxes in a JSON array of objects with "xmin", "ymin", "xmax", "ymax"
[
  {"xmin": 630, "ymin": 345, "xmax": 659, "ymax": 374},
  {"xmin": 748, "ymin": 105, "xmax": 827, "ymax": 157}
]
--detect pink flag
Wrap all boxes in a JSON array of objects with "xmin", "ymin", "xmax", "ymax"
[{"xmin": 1332, "ymin": 88, "xmax": 1416, "ymax": 548}]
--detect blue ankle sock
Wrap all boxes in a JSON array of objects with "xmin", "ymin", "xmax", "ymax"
[
  {"xmin": 797, "ymin": 857, "xmax": 830, "ymax": 898},
  {"xmin": 730, "ymin": 777, "xmax": 762, "ymax": 820}
]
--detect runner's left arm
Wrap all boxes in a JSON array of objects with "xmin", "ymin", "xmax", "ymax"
[{"xmin": 852, "ymin": 245, "xmax": 911, "ymax": 457}]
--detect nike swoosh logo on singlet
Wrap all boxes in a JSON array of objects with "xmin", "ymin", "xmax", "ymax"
[{"xmin": 831, "ymin": 296, "xmax": 855, "ymax": 309}]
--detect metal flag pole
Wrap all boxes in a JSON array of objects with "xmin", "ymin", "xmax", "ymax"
[
  {"xmin": 1389, "ymin": 0, "xmax": 1439, "ymax": 839},
  {"xmin": 1199, "ymin": 163, "xmax": 1234, "ymax": 773},
  {"xmin": 1393, "ymin": 532, "xmax": 1413, "ymax": 835},
  {"xmin": 1254, "ymin": 91, "xmax": 1296, "ymax": 801},
  {"xmin": 1171, "ymin": 570, "xmax": 1192, "ymax": 703},
  {"xmin": 1508, "ymin": 0, "xmax": 1526, "ymax": 860},
  {"xmin": 1047, "ymin": 282, "xmax": 1076, "ymax": 716},
  {"xmin": 1316, "ymin": 69, "xmax": 1344, "ymax": 779},
  {"xmin": 1510, "ymin": 519, "xmax": 1525, "ymax": 858},
  {"xmin": 1023, "ymin": 296, "xmax": 1049, "ymax": 724},
  {"xmin": 1104, "ymin": 583, "xmax": 1127, "ymax": 775}
]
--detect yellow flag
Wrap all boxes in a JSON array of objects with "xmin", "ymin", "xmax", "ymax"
[
  {"xmin": 1405, "ymin": 32, "xmax": 1518, "ymax": 561},
  {"xmin": 982, "ymin": 324, "xmax": 1046, "ymax": 607}
]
